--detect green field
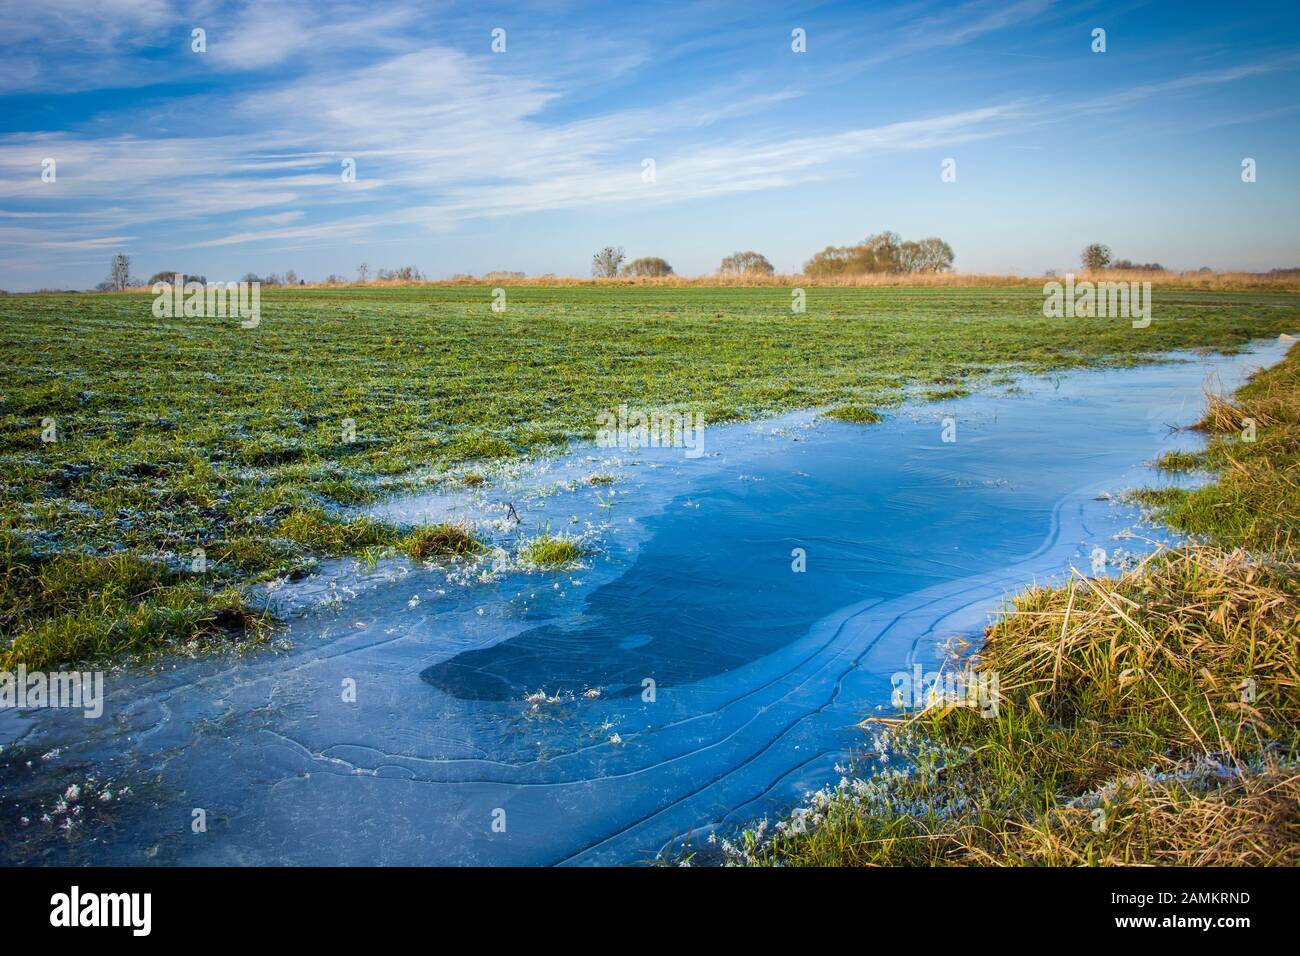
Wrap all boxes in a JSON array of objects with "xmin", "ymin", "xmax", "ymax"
[{"xmin": 3, "ymin": 284, "xmax": 1299, "ymax": 668}]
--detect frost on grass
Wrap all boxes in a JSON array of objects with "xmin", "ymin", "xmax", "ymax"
[{"xmin": 712, "ymin": 723, "xmax": 957, "ymax": 866}]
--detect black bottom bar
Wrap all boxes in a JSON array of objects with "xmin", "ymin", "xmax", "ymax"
[{"xmin": 0, "ymin": 865, "xmax": 1290, "ymax": 941}]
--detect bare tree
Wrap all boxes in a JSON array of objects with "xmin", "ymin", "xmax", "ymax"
[
  {"xmin": 718, "ymin": 251, "xmax": 775, "ymax": 275},
  {"xmin": 899, "ymin": 238, "xmax": 954, "ymax": 273},
  {"xmin": 357, "ymin": 262, "xmax": 370, "ymax": 283},
  {"xmin": 805, "ymin": 232, "xmax": 953, "ymax": 276},
  {"xmin": 860, "ymin": 231, "xmax": 903, "ymax": 272},
  {"xmin": 107, "ymin": 253, "xmax": 131, "ymax": 291},
  {"xmin": 622, "ymin": 256, "xmax": 673, "ymax": 277},
  {"xmin": 591, "ymin": 246, "xmax": 625, "ymax": 278},
  {"xmin": 147, "ymin": 271, "xmax": 205, "ymax": 286},
  {"xmin": 375, "ymin": 265, "xmax": 424, "ymax": 282}
]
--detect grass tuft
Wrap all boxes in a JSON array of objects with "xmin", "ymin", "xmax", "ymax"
[
  {"xmin": 824, "ymin": 405, "xmax": 882, "ymax": 424},
  {"xmin": 519, "ymin": 533, "xmax": 584, "ymax": 568},
  {"xmin": 1154, "ymin": 449, "xmax": 1200, "ymax": 472},
  {"xmin": 403, "ymin": 522, "xmax": 484, "ymax": 560},
  {"xmin": 276, "ymin": 509, "xmax": 397, "ymax": 554}
]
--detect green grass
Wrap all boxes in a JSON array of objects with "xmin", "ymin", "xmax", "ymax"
[
  {"xmin": 824, "ymin": 404, "xmax": 882, "ymax": 424},
  {"xmin": 921, "ymin": 386, "xmax": 971, "ymax": 401},
  {"xmin": 2, "ymin": 284, "xmax": 1298, "ymax": 667},
  {"xmin": 0, "ymin": 529, "xmax": 271, "ymax": 670},
  {"xmin": 1138, "ymin": 356, "xmax": 1300, "ymax": 557},
  {"xmin": 1153, "ymin": 449, "xmax": 1201, "ymax": 472}
]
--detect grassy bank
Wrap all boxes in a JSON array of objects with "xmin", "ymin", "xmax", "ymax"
[
  {"xmin": 2, "ymin": 285, "xmax": 1298, "ymax": 669},
  {"xmin": 1141, "ymin": 348, "xmax": 1299, "ymax": 558},
  {"xmin": 725, "ymin": 343, "xmax": 1299, "ymax": 866}
]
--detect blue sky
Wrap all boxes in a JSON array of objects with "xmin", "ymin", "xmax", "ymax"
[{"xmin": 2, "ymin": 0, "xmax": 1298, "ymax": 289}]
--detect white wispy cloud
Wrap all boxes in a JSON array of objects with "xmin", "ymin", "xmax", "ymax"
[
  {"xmin": 206, "ymin": 0, "xmax": 421, "ymax": 70},
  {"xmin": 0, "ymin": 0, "xmax": 181, "ymax": 92},
  {"xmin": 1070, "ymin": 53, "xmax": 1300, "ymax": 114}
]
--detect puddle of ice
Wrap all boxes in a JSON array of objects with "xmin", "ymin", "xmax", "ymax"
[{"xmin": 0, "ymin": 342, "xmax": 1286, "ymax": 865}]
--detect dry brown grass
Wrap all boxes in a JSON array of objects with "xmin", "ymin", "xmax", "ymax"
[
  {"xmin": 1008, "ymin": 762, "xmax": 1300, "ymax": 866},
  {"xmin": 976, "ymin": 545, "xmax": 1300, "ymax": 754}
]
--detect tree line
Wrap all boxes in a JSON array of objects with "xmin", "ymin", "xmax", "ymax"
[
  {"xmin": 97, "ymin": 235, "xmax": 1203, "ymax": 289},
  {"xmin": 801, "ymin": 232, "xmax": 954, "ymax": 276},
  {"xmin": 97, "ymin": 236, "xmax": 954, "ymax": 290},
  {"xmin": 590, "ymin": 232, "xmax": 955, "ymax": 278},
  {"xmin": 1079, "ymin": 243, "xmax": 1166, "ymax": 272}
]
